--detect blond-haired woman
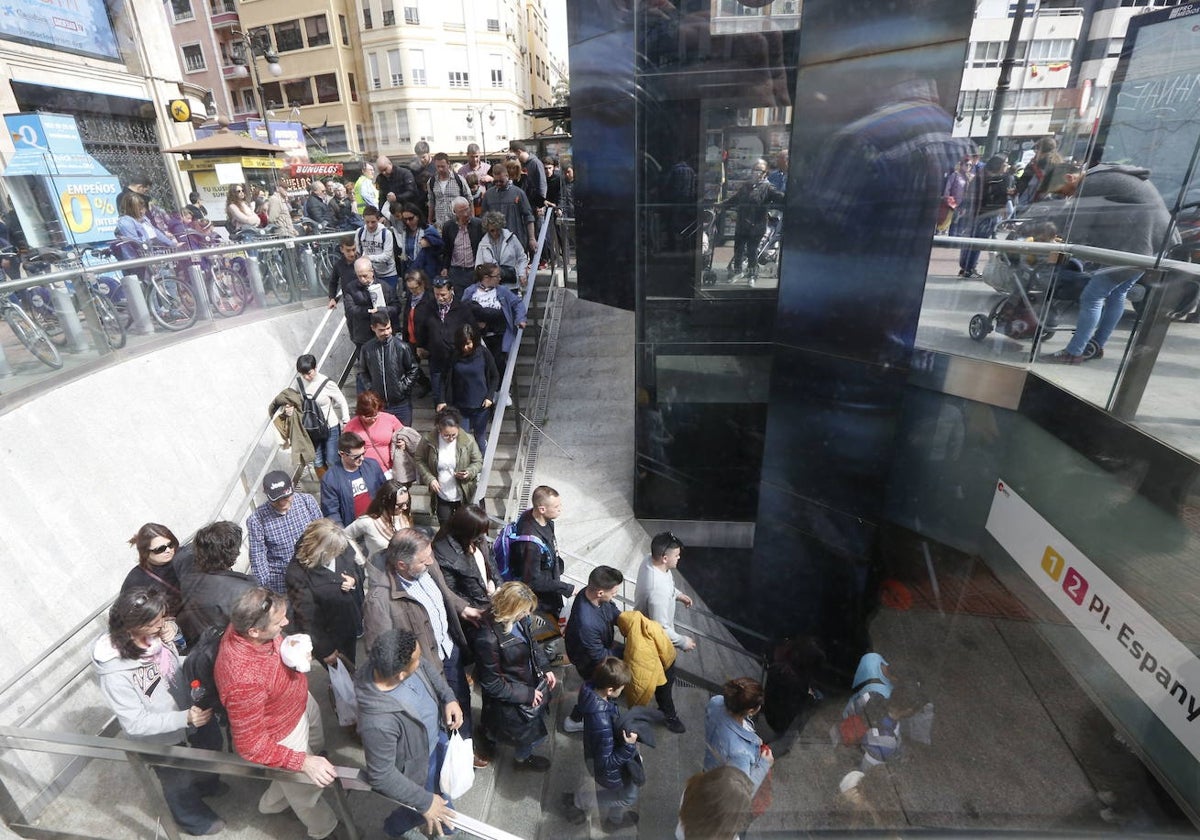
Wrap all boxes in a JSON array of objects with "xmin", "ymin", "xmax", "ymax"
[
  {"xmin": 472, "ymin": 581, "xmax": 558, "ymax": 770},
  {"xmin": 285, "ymin": 518, "xmax": 365, "ymax": 666}
]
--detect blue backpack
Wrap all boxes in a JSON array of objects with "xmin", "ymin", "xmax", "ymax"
[{"xmin": 493, "ymin": 515, "xmax": 553, "ymax": 581}]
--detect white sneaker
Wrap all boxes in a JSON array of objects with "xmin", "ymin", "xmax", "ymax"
[{"xmin": 562, "ymin": 716, "xmax": 585, "ymax": 733}]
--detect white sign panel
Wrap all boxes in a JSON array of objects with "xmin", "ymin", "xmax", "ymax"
[{"xmin": 986, "ymin": 479, "xmax": 1200, "ymax": 762}]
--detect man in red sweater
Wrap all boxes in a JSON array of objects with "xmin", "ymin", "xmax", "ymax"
[{"xmin": 214, "ymin": 587, "xmax": 339, "ymax": 838}]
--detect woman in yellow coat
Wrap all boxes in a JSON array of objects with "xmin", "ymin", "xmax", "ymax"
[{"xmin": 616, "ymin": 610, "xmax": 677, "ymax": 708}]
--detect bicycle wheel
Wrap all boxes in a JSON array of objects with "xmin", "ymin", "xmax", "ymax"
[
  {"xmin": 208, "ymin": 266, "xmax": 247, "ymax": 317},
  {"xmin": 147, "ymin": 274, "xmax": 198, "ymax": 331},
  {"xmin": 4, "ymin": 305, "xmax": 63, "ymax": 369},
  {"xmin": 94, "ymin": 294, "xmax": 127, "ymax": 349},
  {"xmin": 29, "ymin": 303, "xmax": 68, "ymax": 347},
  {"xmin": 264, "ymin": 255, "xmax": 294, "ymax": 304},
  {"xmin": 313, "ymin": 245, "xmax": 334, "ymax": 283}
]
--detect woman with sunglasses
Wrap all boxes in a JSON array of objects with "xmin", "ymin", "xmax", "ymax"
[
  {"xmin": 345, "ymin": 479, "xmax": 416, "ymax": 559},
  {"xmin": 225, "ymin": 184, "xmax": 258, "ymax": 234},
  {"xmin": 92, "ymin": 587, "xmax": 226, "ymax": 836},
  {"xmin": 123, "ymin": 523, "xmax": 184, "ymax": 618}
]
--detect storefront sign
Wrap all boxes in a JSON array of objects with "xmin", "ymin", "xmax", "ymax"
[
  {"xmin": 176, "ymin": 156, "xmax": 283, "ymax": 171},
  {"xmin": 50, "ymin": 176, "xmax": 121, "ymax": 243},
  {"xmin": 0, "ymin": 0, "xmax": 120, "ymax": 59},
  {"xmin": 289, "ymin": 163, "xmax": 343, "ymax": 176},
  {"xmin": 986, "ymin": 480, "xmax": 1200, "ymax": 762}
]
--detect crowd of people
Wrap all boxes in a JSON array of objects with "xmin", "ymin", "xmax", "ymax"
[{"xmin": 103, "ymin": 468, "xmax": 853, "ymax": 840}]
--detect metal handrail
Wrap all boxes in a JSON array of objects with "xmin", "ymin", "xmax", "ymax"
[
  {"xmin": 933, "ymin": 233, "xmax": 1200, "ymax": 277},
  {"xmin": 0, "ymin": 726, "xmax": 524, "ymax": 840},
  {"xmin": 556, "ymin": 568, "xmax": 763, "ymax": 667},
  {"xmin": 207, "ymin": 302, "xmax": 347, "ymax": 523},
  {"xmin": 472, "ymin": 209, "xmax": 555, "ymax": 507},
  {"xmin": 0, "ymin": 230, "xmax": 347, "ymax": 295}
]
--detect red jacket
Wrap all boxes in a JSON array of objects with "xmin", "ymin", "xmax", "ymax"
[{"xmin": 214, "ymin": 630, "xmax": 309, "ymax": 771}]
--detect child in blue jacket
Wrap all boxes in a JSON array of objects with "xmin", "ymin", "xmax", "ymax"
[{"xmin": 564, "ymin": 656, "xmax": 641, "ymax": 832}]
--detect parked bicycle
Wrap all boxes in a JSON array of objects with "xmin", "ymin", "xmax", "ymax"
[
  {"xmin": 180, "ymin": 230, "xmax": 251, "ymax": 317},
  {"xmin": 0, "ymin": 248, "xmax": 62, "ymax": 369},
  {"xmin": 20, "ymin": 249, "xmax": 128, "ymax": 350},
  {"xmin": 111, "ymin": 240, "xmax": 198, "ymax": 331},
  {"xmin": 232, "ymin": 226, "xmax": 293, "ymax": 304}
]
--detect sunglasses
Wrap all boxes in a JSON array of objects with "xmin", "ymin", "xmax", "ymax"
[
  {"xmin": 340, "ymin": 451, "xmax": 365, "ymax": 461},
  {"xmin": 148, "ymin": 543, "xmax": 175, "ymax": 555},
  {"xmin": 432, "ymin": 278, "xmax": 451, "ymax": 288}
]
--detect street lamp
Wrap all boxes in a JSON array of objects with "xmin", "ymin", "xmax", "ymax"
[
  {"xmin": 230, "ymin": 29, "xmax": 282, "ymax": 120},
  {"xmin": 465, "ymin": 105, "xmax": 496, "ymax": 153}
]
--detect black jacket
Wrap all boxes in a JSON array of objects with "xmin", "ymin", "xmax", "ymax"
[
  {"xmin": 177, "ymin": 568, "xmax": 256, "ymax": 646},
  {"xmin": 285, "ymin": 544, "xmax": 365, "ymax": 662},
  {"xmin": 327, "ymin": 253, "xmax": 356, "ymax": 301},
  {"xmin": 377, "ymin": 167, "xmax": 417, "ymax": 208},
  {"xmin": 472, "ymin": 614, "xmax": 550, "ymax": 746},
  {"xmin": 305, "ymin": 194, "xmax": 332, "ymax": 225},
  {"xmin": 440, "ymin": 217, "xmax": 485, "ymax": 272},
  {"xmin": 416, "ymin": 301, "xmax": 477, "ymax": 370},
  {"xmin": 514, "ymin": 509, "xmax": 571, "ymax": 614},
  {"xmin": 433, "ymin": 535, "xmax": 501, "ymax": 609},
  {"xmin": 361, "ymin": 334, "xmax": 420, "ymax": 406},
  {"xmin": 341, "ymin": 277, "xmax": 401, "ymax": 345}
]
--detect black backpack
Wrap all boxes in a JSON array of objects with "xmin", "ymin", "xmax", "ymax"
[
  {"xmin": 297, "ymin": 376, "xmax": 331, "ymax": 446},
  {"xmin": 982, "ymin": 174, "xmax": 1010, "ymax": 211},
  {"xmin": 181, "ymin": 626, "xmax": 226, "ymax": 718}
]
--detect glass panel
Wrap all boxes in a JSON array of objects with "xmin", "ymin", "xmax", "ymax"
[
  {"xmin": 272, "ymin": 20, "xmax": 302, "ymax": 53},
  {"xmin": 304, "ymin": 14, "xmax": 330, "ymax": 48}
]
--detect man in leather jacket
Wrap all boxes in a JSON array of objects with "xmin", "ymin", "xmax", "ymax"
[{"xmin": 361, "ymin": 312, "xmax": 420, "ymax": 425}]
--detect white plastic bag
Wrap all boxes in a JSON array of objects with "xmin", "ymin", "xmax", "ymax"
[
  {"xmin": 328, "ymin": 659, "xmax": 358, "ymax": 727},
  {"xmin": 439, "ymin": 731, "xmax": 475, "ymax": 799}
]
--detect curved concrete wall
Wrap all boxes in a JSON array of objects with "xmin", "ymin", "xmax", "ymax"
[{"xmin": 0, "ymin": 305, "xmax": 348, "ymax": 677}]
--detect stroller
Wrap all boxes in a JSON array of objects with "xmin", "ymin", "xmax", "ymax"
[{"xmin": 967, "ymin": 217, "xmax": 1124, "ymax": 358}]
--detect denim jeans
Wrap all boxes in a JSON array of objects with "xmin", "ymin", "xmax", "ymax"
[
  {"xmin": 385, "ymin": 402, "xmax": 412, "ymax": 426},
  {"xmin": 459, "ymin": 406, "xmax": 491, "ymax": 452},
  {"xmin": 442, "ymin": 644, "xmax": 472, "ymax": 739},
  {"xmin": 1065, "ymin": 269, "xmax": 1141, "ymax": 356},
  {"xmin": 596, "ymin": 778, "xmax": 639, "ymax": 823},
  {"xmin": 313, "ymin": 423, "xmax": 341, "ymax": 468},
  {"xmin": 383, "ymin": 729, "xmax": 451, "ymax": 837}
]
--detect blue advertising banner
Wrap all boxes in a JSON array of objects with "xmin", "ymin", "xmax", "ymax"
[
  {"xmin": 50, "ymin": 176, "xmax": 122, "ymax": 244},
  {"xmin": 0, "ymin": 0, "xmax": 121, "ymax": 59}
]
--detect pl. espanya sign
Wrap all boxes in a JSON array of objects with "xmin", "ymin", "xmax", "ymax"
[{"xmin": 986, "ymin": 480, "xmax": 1200, "ymax": 762}]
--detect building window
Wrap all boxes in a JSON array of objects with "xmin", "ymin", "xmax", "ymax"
[
  {"xmin": 348, "ymin": 73, "xmax": 358, "ymax": 101},
  {"xmin": 486, "ymin": 18, "xmax": 499, "ymax": 31},
  {"xmin": 382, "ymin": 0, "xmax": 395, "ymax": 26},
  {"xmin": 388, "ymin": 48, "xmax": 403, "ymax": 86},
  {"xmin": 239, "ymin": 89, "xmax": 257, "ymax": 113},
  {"xmin": 261, "ymin": 81, "xmax": 283, "ymax": 110},
  {"xmin": 273, "ymin": 20, "xmax": 303, "ymax": 52},
  {"xmin": 369, "ymin": 55, "xmax": 381, "ymax": 89},
  {"xmin": 409, "ymin": 49, "xmax": 426, "ymax": 85},
  {"xmin": 448, "ymin": 70, "xmax": 469, "ymax": 89},
  {"xmin": 314, "ymin": 125, "xmax": 349, "ymax": 154},
  {"xmin": 305, "ymin": 15, "xmax": 330, "ymax": 48},
  {"xmin": 284, "ymin": 79, "xmax": 313, "ymax": 107},
  {"xmin": 315, "ymin": 73, "xmax": 339, "ymax": 103},
  {"xmin": 363, "ymin": 8, "xmax": 372, "ymax": 29},
  {"xmin": 396, "ymin": 110, "xmax": 410, "ymax": 144},
  {"xmin": 404, "ymin": 6, "xmax": 420, "ymax": 24},
  {"xmin": 376, "ymin": 113, "xmax": 391, "ymax": 146},
  {"xmin": 415, "ymin": 108, "xmax": 432, "ymax": 141},
  {"xmin": 171, "ymin": 0, "xmax": 194, "ymax": 22},
  {"xmin": 209, "ymin": 0, "xmax": 235, "ymax": 14},
  {"xmin": 181, "ymin": 44, "xmax": 205, "ymax": 72},
  {"xmin": 339, "ymin": 14, "xmax": 349, "ymax": 45},
  {"xmin": 356, "ymin": 124, "xmax": 365, "ymax": 152},
  {"xmin": 490, "ymin": 68, "xmax": 503, "ymax": 88}
]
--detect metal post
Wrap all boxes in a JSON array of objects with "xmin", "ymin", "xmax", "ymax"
[
  {"xmin": 49, "ymin": 285, "xmax": 87, "ymax": 353},
  {"xmin": 121, "ymin": 273, "xmax": 155, "ymax": 335},
  {"xmin": 985, "ymin": 0, "xmax": 1030, "ymax": 157},
  {"xmin": 73, "ymin": 278, "xmax": 112, "ymax": 357},
  {"xmin": 186, "ymin": 263, "xmax": 214, "ymax": 322},
  {"xmin": 243, "ymin": 255, "xmax": 268, "ymax": 309},
  {"xmin": 299, "ymin": 245, "xmax": 318, "ymax": 293},
  {"xmin": 1110, "ymin": 269, "xmax": 1172, "ymax": 420},
  {"xmin": 125, "ymin": 753, "xmax": 181, "ymax": 840},
  {"xmin": 283, "ymin": 240, "xmax": 304, "ymax": 298}
]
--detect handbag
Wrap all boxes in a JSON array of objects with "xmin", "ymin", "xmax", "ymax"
[
  {"xmin": 516, "ymin": 676, "xmax": 550, "ymax": 721},
  {"xmin": 328, "ymin": 659, "xmax": 358, "ymax": 726},
  {"xmin": 412, "ymin": 367, "xmax": 432, "ymax": 399},
  {"xmin": 439, "ymin": 731, "xmax": 475, "ymax": 799}
]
